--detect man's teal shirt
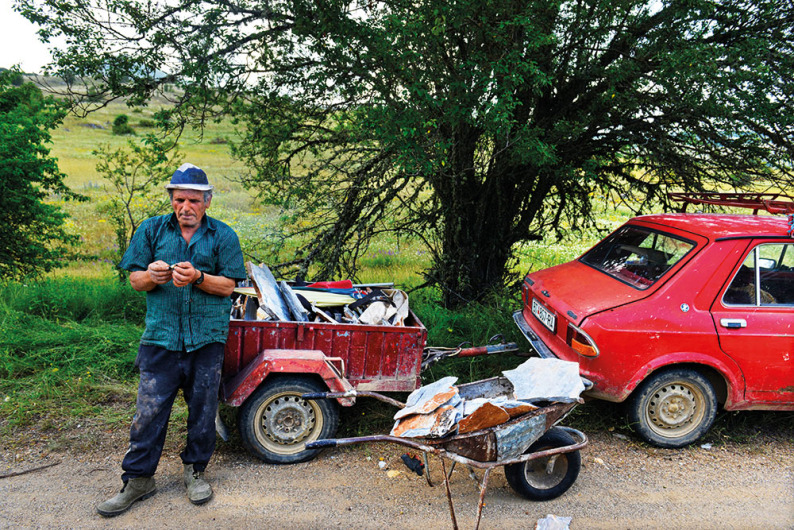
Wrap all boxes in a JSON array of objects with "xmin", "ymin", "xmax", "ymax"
[{"xmin": 120, "ymin": 213, "xmax": 246, "ymax": 351}]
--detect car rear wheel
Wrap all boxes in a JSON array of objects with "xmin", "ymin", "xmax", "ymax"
[
  {"xmin": 239, "ymin": 376, "xmax": 339, "ymax": 464},
  {"xmin": 628, "ymin": 368, "xmax": 717, "ymax": 448}
]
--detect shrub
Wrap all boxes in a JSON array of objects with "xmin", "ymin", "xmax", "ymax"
[{"xmin": 112, "ymin": 114, "xmax": 135, "ymax": 135}]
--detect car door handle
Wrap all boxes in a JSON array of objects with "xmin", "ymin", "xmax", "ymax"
[{"xmin": 720, "ymin": 318, "xmax": 747, "ymax": 329}]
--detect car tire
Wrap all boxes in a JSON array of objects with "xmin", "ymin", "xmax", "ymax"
[
  {"xmin": 239, "ymin": 376, "xmax": 339, "ymax": 464},
  {"xmin": 504, "ymin": 427, "xmax": 581, "ymax": 501},
  {"xmin": 627, "ymin": 368, "xmax": 717, "ymax": 448}
]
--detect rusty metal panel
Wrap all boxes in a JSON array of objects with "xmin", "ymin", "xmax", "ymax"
[
  {"xmin": 364, "ymin": 331, "xmax": 384, "ymax": 379},
  {"xmin": 224, "ymin": 313, "xmax": 427, "ymax": 392},
  {"xmin": 433, "ymin": 432, "xmax": 498, "ymax": 462},
  {"xmin": 242, "ymin": 326, "xmax": 263, "ymax": 367},
  {"xmin": 314, "ymin": 328, "xmax": 333, "ymax": 359},
  {"xmin": 458, "ymin": 402, "xmax": 511, "ymax": 434},
  {"xmin": 222, "ymin": 327, "xmax": 242, "ymax": 377},
  {"xmin": 495, "ymin": 413, "xmax": 546, "ymax": 460},
  {"xmin": 347, "ymin": 328, "xmax": 367, "ymax": 379},
  {"xmin": 380, "ymin": 331, "xmax": 400, "ymax": 378},
  {"xmin": 281, "ymin": 323, "xmax": 297, "ymax": 350},
  {"xmin": 330, "ymin": 329, "xmax": 352, "ymax": 367},
  {"xmin": 397, "ymin": 331, "xmax": 420, "ymax": 379},
  {"xmin": 296, "ymin": 322, "xmax": 314, "ymax": 349}
]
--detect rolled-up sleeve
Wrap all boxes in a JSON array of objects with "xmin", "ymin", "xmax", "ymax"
[
  {"xmin": 120, "ymin": 220, "xmax": 154, "ymax": 272},
  {"xmin": 216, "ymin": 230, "xmax": 247, "ymax": 281}
]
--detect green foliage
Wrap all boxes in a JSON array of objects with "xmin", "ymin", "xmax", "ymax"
[
  {"xmin": 0, "ymin": 277, "xmax": 144, "ymax": 426},
  {"xmin": 23, "ymin": 0, "xmax": 793, "ymax": 306},
  {"xmin": 413, "ymin": 287, "xmax": 528, "ymax": 384},
  {"xmin": 93, "ymin": 135, "xmax": 182, "ymax": 279},
  {"xmin": 0, "ymin": 69, "xmax": 84, "ymax": 280},
  {"xmin": 0, "ymin": 276, "xmax": 146, "ymax": 323},
  {"xmin": 112, "ymin": 113, "xmax": 135, "ymax": 135}
]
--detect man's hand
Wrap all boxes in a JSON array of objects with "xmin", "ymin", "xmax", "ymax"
[
  {"xmin": 147, "ymin": 260, "xmax": 174, "ymax": 285},
  {"xmin": 172, "ymin": 261, "xmax": 199, "ymax": 287}
]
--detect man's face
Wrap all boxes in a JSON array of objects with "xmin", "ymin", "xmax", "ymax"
[{"xmin": 171, "ymin": 189, "xmax": 210, "ymax": 229}]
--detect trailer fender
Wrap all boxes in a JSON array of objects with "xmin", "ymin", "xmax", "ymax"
[{"xmin": 221, "ymin": 349, "xmax": 355, "ymax": 407}]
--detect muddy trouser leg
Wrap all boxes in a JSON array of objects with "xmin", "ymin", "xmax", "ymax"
[
  {"xmin": 121, "ymin": 344, "xmax": 181, "ymax": 481},
  {"xmin": 180, "ymin": 342, "xmax": 224, "ymax": 473}
]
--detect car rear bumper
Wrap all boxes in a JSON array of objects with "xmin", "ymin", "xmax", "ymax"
[{"xmin": 512, "ymin": 309, "xmax": 556, "ymax": 358}]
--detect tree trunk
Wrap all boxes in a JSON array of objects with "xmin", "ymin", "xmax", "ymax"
[{"xmin": 432, "ymin": 137, "xmax": 536, "ymax": 306}]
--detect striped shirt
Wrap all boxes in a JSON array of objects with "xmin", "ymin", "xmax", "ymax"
[{"xmin": 120, "ymin": 213, "xmax": 246, "ymax": 351}]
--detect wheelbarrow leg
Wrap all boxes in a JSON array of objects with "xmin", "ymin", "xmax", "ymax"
[
  {"xmin": 441, "ymin": 458, "xmax": 459, "ymax": 530},
  {"xmin": 445, "ymin": 461, "xmax": 478, "ymax": 485},
  {"xmin": 422, "ymin": 452, "xmax": 434, "ymax": 487},
  {"xmin": 474, "ymin": 468, "xmax": 492, "ymax": 530}
]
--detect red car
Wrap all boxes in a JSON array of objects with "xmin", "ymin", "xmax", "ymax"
[{"xmin": 514, "ymin": 193, "xmax": 794, "ymax": 447}]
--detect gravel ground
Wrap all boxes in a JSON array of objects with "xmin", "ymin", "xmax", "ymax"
[{"xmin": 1, "ymin": 429, "xmax": 792, "ymax": 529}]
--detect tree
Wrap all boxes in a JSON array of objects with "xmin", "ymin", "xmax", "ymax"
[
  {"xmin": 0, "ymin": 69, "xmax": 83, "ymax": 279},
  {"xmin": 94, "ymin": 135, "xmax": 182, "ymax": 280},
  {"xmin": 19, "ymin": 0, "xmax": 794, "ymax": 305},
  {"xmin": 111, "ymin": 114, "xmax": 135, "ymax": 135}
]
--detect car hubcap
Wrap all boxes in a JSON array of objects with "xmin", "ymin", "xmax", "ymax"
[
  {"xmin": 260, "ymin": 394, "xmax": 317, "ymax": 446},
  {"xmin": 646, "ymin": 382, "xmax": 705, "ymax": 437}
]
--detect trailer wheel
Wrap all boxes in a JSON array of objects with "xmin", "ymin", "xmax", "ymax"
[
  {"xmin": 504, "ymin": 427, "xmax": 581, "ymax": 501},
  {"xmin": 239, "ymin": 376, "xmax": 339, "ymax": 464},
  {"xmin": 627, "ymin": 368, "xmax": 717, "ymax": 448}
]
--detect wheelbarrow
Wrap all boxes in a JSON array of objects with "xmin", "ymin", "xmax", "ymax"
[{"xmin": 304, "ymin": 375, "xmax": 588, "ymax": 530}]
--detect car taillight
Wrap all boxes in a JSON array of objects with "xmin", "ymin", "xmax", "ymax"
[
  {"xmin": 522, "ymin": 274, "xmax": 534, "ymax": 303},
  {"xmin": 567, "ymin": 324, "xmax": 599, "ymax": 358}
]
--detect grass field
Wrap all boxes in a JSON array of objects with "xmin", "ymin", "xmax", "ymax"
[{"xmin": 2, "ymin": 91, "xmax": 790, "ymax": 453}]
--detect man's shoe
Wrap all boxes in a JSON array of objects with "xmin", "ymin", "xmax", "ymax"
[
  {"xmin": 184, "ymin": 464, "xmax": 213, "ymax": 505},
  {"xmin": 96, "ymin": 477, "xmax": 156, "ymax": 517}
]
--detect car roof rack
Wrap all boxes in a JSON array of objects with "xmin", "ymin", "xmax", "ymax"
[{"xmin": 668, "ymin": 192, "xmax": 794, "ymax": 215}]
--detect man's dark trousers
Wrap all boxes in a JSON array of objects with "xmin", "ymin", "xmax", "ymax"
[{"xmin": 121, "ymin": 342, "xmax": 224, "ymax": 481}]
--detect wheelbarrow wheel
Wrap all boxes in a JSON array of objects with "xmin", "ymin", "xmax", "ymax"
[
  {"xmin": 239, "ymin": 375, "xmax": 339, "ymax": 465},
  {"xmin": 505, "ymin": 427, "xmax": 581, "ymax": 501}
]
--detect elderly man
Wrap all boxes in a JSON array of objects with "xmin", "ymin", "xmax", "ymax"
[{"xmin": 97, "ymin": 163, "xmax": 246, "ymax": 517}]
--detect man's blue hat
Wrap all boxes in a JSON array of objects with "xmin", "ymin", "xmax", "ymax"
[{"xmin": 166, "ymin": 163, "xmax": 213, "ymax": 191}]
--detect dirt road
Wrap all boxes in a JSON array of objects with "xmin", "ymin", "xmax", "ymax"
[{"xmin": 1, "ymin": 430, "xmax": 792, "ymax": 529}]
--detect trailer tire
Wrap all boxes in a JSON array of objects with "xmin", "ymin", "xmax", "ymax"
[
  {"xmin": 504, "ymin": 427, "xmax": 581, "ymax": 501},
  {"xmin": 239, "ymin": 376, "xmax": 339, "ymax": 464}
]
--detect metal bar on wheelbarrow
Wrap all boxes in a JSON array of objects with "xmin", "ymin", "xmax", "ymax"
[
  {"xmin": 306, "ymin": 426, "xmax": 588, "ymax": 469},
  {"xmin": 306, "ymin": 428, "xmax": 588, "ymax": 469},
  {"xmin": 301, "ymin": 390, "xmax": 406, "ymax": 409}
]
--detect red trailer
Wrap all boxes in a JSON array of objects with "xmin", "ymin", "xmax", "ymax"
[{"xmin": 220, "ymin": 312, "xmax": 430, "ymax": 464}]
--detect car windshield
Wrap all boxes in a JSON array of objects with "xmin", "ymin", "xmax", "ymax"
[{"xmin": 580, "ymin": 225, "xmax": 695, "ymax": 290}]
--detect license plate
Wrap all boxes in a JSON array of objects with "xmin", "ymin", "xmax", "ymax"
[{"xmin": 532, "ymin": 298, "xmax": 556, "ymax": 333}]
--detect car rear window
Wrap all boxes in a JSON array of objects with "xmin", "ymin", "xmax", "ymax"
[{"xmin": 580, "ymin": 225, "xmax": 695, "ymax": 290}]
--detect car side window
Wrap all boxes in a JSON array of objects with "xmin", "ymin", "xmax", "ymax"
[{"xmin": 724, "ymin": 243, "xmax": 794, "ymax": 306}]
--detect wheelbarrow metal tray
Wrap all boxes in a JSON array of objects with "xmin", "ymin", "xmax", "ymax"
[{"xmin": 419, "ymin": 376, "xmax": 580, "ymax": 462}]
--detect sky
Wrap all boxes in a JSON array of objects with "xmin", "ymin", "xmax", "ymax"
[{"xmin": 0, "ymin": 2, "xmax": 58, "ymax": 73}]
